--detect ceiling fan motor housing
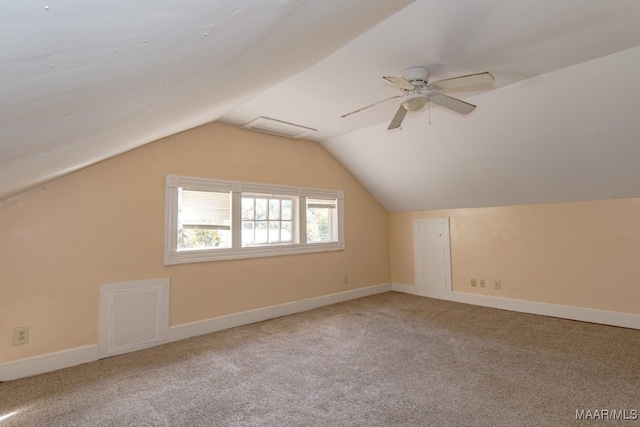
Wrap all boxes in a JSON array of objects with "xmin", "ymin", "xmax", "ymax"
[{"xmin": 400, "ymin": 66, "xmax": 430, "ymax": 88}]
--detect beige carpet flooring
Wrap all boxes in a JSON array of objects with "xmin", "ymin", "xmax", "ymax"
[{"xmin": 1, "ymin": 292, "xmax": 639, "ymax": 426}]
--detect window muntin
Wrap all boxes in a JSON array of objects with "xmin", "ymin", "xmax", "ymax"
[{"xmin": 164, "ymin": 175, "xmax": 344, "ymax": 264}]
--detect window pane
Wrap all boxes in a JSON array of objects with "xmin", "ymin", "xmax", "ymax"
[
  {"xmin": 269, "ymin": 199, "xmax": 280, "ymax": 220},
  {"xmin": 307, "ymin": 198, "xmax": 336, "ymax": 243},
  {"xmin": 255, "ymin": 199, "xmax": 267, "ymax": 220},
  {"xmin": 178, "ymin": 228, "xmax": 230, "ymax": 250},
  {"xmin": 268, "ymin": 221, "xmax": 280, "ymax": 243},
  {"xmin": 241, "ymin": 196, "xmax": 298, "ymax": 247},
  {"xmin": 241, "ymin": 197, "xmax": 254, "ymax": 220},
  {"xmin": 178, "ymin": 189, "xmax": 231, "ymax": 250},
  {"xmin": 307, "ymin": 208, "xmax": 330, "ymax": 242},
  {"xmin": 281, "ymin": 221, "xmax": 292, "ymax": 242},
  {"xmin": 281, "ymin": 200, "xmax": 292, "ymax": 220},
  {"xmin": 255, "ymin": 221, "xmax": 268, "ymax": 243},
  {"xmin": 242, "ymin": 221, "xmax": 254, "ymax": 245}
]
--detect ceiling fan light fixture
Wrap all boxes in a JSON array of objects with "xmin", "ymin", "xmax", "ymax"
[{"xmin": 401, "ymin": 93, "xmax": 428, "ymax": 112}]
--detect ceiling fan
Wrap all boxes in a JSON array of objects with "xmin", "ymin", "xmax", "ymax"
[{"xmin": 341, "ymin": 67, "xmax": 494, "ymax": 129}]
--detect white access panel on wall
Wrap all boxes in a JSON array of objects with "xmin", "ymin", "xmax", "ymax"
[
  {"xmin": 413, "ymin": 218, "xmax": 452, "ymax": 299},
  {"xmin": 99, "ymin": 278, "xmax": 170, "ymax": 358}
]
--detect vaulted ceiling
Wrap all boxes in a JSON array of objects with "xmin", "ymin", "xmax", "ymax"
[{"xmin": 2, "ymin": 1, "xmax": 640, "ymax": 211}]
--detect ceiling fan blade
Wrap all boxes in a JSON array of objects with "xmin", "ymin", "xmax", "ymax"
[
  {"xmin": 428, "ymin": 93, "xmax": 476, "ymax": 115},
  {"xmin": 428, "ymin": 72, "xmax": 495, "ymax": 91},
  {"xmin": 388, "ymin": 105, "xmax": 407, "ymax": 130},
  {"xmin": 383, "ymin": 75, "xmax": 416, "ymax": 91},
  {"xmin": 341, "ymin": 93, "xmax": 406, "ymax": 118}
]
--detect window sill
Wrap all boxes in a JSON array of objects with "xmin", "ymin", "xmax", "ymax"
[{"xmin": 164, "ymin": 241, "xmax": 345, "ymax": 265}]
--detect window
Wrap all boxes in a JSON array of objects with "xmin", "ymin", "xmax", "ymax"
[
  {"xmin": 306, "ymin": 198, "xmax": 338, "ymax": 243},
  {"xmin": 178, "ymin": 189, "xmax": 231, "ymax": 250},
  {"xmin": 164, "ymin": 175, "xmax": 344, "ymax": 264},
  {"xmin": 241, "ymin": 195, "xmax": 295, "ymax": 246}
]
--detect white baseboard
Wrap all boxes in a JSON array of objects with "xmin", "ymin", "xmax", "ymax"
[
  {"xmin": 449, "ymin": 291, "xmax": 640, "ymax": 330},
  {"xmin": 1, "ymin": 284, "xmax": 392, "ymax": 381},
  {"xmin": 391, "ymin": 283, "xmax": 447, "ymax": 299},
  {"xmin": 391, "ymin": 283, "xmax": 640, "ymax": 330},
  {"xmin": 0, "ymin": 345, "xmax": 98, "ymax": 382},
  {"xmin": 391, "ymin": 283, "xmax": 418, "ymax": 294},
  {"xmin": 391, "ymin": 283, "xmax": 451, "ymax": 300},
  {"xmin": 169, "ymin": 283, "xmax": 392, "ymax": 342},
  {"xmin": 12, "ymin": 282, "xmax": 632, "ymax": 382}
]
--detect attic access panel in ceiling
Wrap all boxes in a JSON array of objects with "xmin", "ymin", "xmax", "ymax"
[{"xmin": 242, "ymin": 116, "xmax": 317, "ymax": 139}]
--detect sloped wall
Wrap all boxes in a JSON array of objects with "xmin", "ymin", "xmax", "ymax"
[{"xmin": 0, "ymin": 122, "xmax": 390, "ymax": 363}]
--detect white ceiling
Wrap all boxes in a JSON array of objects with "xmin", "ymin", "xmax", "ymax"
[{"xmin": 2, "ymin": 0, "xmax": 640, "ymax": 211}]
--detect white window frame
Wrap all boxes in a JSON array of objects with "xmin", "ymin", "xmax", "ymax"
[{"xmin": 164, "ymin": 175, "xmax": 344, "ymax": 265}]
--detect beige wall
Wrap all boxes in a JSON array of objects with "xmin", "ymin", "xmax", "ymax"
[
  {"xmin": 4, "ymin": 120, "xmax": 638, "ymax": 365},
  {"xmin": 390, "ymin": 199, "xmax": 640, "ymax": 315},
  {"xmin": 0, "ymin": 122, "xmax": 390, "ymax": 363}
]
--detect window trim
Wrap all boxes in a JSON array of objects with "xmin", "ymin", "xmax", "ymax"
[{"xmin": 164, "ymin": 175, "xmax": 344, "ymax": 265}]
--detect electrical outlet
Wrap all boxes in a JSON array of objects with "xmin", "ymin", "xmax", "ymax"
[
  {"xmin": 494, "ymin": 280, "xmax": 501, "ymax": 290},
  {"xmin": 479, "ymin": 279, "xmax": 485, "ymax": 288},
  {"xmin": 13, "ymin": 326, "xmax": 29, "ymax": 345},
  {"xmin": 470, "ymin": 278, "xmax": 477, "ymax": 287}
]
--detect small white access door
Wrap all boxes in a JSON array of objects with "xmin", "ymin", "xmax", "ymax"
[
  {"xmin": 413, "ymin": 218, "xmax": 452, "ymax": 299},
  {"xmin": 99, "ymin": 278, "xmax": 170, "ymax": 358}
]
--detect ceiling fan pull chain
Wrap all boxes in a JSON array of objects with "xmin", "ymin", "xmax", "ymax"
[{"xmin": 428, "ymin": 101, "xmax": 432, "ymax": 125}]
